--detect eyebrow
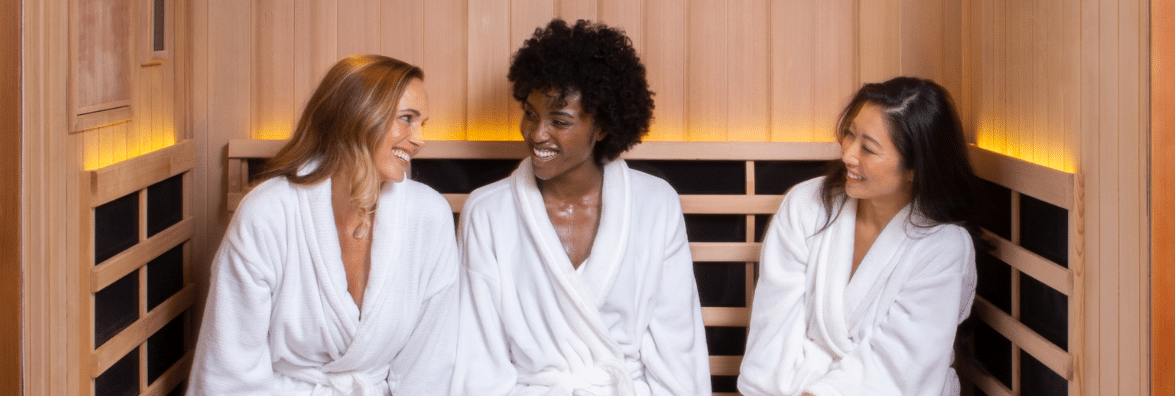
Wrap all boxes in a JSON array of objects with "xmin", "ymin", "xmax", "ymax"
[
  {"xmin": 522, "ymin": 98, "xmax": 577, "ymax": 119},
  {"xmin": 399, "ymin": 109, "xmax": 421, "ymax": 117}
]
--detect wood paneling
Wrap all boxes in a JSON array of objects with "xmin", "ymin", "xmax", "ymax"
[
  {"xmin": 1, "ymin": 0, "xmax": 21, "ymax": 392},
  {"xmin": 1155, "ymin": 0, "xmax": 1175, "ymax": 394}
]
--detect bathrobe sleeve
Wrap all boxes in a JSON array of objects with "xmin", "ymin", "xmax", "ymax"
[
  {"xmin": 452, "ymin": 193, "xmax": 519, "ymax": 396},
  {"xmin": 738, "ymin": 186, "xmax": 819, "ymax": 396},
  {"xmin": 641, "ymin": 194, "xmax": 712, "ymax": 396},
  {"xmin": 803, "ymin": 228, "xmax": 976, "ymax": 396},
  {"xmin": 389, "ymin": 203, "xmax": 460, "ymax": 395},
  {"xmin": 188, "ymin": 188, "xmax": 284, "ymax": 396}
]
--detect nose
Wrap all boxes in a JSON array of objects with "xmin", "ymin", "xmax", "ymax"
[
  {"xmin": 523, "ymin": 121, "xmax": 550, "ymax": 143},
  {"xmin": 841, "ymin": 141, "xmax": 859, "ymax": 166},
  {"xmin": 408, "ymin": 129, "xmax": 426, "ymax": 153}
]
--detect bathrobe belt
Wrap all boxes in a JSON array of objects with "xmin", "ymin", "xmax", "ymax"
[
  {"xmin": 518, "ymin": 360, "xmax": 642, "ymax": 396},
  {"xmin": 278, "ymin": 365, "xmax": 385, "ymax": 396}
]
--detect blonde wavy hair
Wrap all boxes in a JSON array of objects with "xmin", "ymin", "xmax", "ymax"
[{"xmin": 259, "ymin": 54, "xmax": 423, "ymax": 235}]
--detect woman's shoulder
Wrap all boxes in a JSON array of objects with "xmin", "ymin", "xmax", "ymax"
[
  {"xmin": 394, "ymin": 179, "xmax": 455, "ymax": 216},
  {"xmin": 234, "ymin": 177, "xmax": 301, "ymax": 220},
  {"xmin": 462, "ymin": 177, "xmax": 514, "ymax": 213}
]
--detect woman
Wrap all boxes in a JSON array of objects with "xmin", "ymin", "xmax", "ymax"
[
  {"xmin": 189, "ymin": 55, "xmax": 458, "ymax": 395},
  {"xmin": 452, "ymin": 19, "xmax": 711, "ymax": 396},
  {"xmin": 738, "ymin": 77, "xmax": 981, "ymax": 396}
]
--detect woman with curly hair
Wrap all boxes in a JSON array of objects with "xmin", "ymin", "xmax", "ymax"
[
  {"xmin": 189, "ymin": 55, "xmax": 458, "ymax": 395},
  {"xmin": 452, "ymin": 19, "xmax": 710, "ymax": 396},
  {"xmin": 738, "ymin": 77, "xmax": 981, "ymax": 396}
]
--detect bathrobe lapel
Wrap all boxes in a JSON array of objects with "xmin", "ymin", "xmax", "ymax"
[
  {"xmin": 810, "ymin": 200, "xmax": 914, "ymax": 357},
  {"xmin": 511, "ymin": 157, "xmax": 632, "ymax": 373},
  {"xmin": 295, "ymin": 177, "xmax": 410, "ymax": 384}
]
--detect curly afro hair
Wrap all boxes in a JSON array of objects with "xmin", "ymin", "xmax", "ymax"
[{"xmin": 508, "ymin": 19, "xmax": 654, "ymax": 165}]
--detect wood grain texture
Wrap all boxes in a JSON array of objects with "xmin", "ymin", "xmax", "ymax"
[
  {"xmin": 0, "ymin": 0, "xmax": 21, "ymax": 391},
  {"xmin": 1154, "ymin": 1, "xmax": 1175, "ymax": 394},
  {"xmin": 643, "ymin": 0, "xmax": 686, "ymax": 141},
  {"xmin": 685, "ymin": 0, "xmax": 727, "ymax": 141}
]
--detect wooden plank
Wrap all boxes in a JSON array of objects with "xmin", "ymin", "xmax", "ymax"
[
  {"xmin": 142, "ymin": 352, "xmax": 194, "ymax": 396},
  {"xmin": 709, "ymin": 355, "xmax": 742, "ymax": 376},
  {"xmin": 380, "ymin": 0, "xmax": 425, "ymax": 65},
  {"xmin": 643, "ymin": 0, "xmax": 686, "ymax": 141},
  {"xmin": 685, "ymin": 0, "xmax": 727, "ymax": 141},
  {"xmin": 598, "ymin": 0, "xmax": 640, "ymax": 52},
  {"xmin": 984, "ymin": 230, "xmax": 1073, "ymax": 296},
  {"xmin": 679, "ymin": 195, "xmax": 783, "ymax": 215},
  {"xmin": 813, "ymin": 0, "xmax": 855, "ymax": 142},
  {"xmin": 88, "ymin": 140, "xmax": 195, "ymax": 207},
  {"xmin": 1153, "ymin": 0, "xmax": 1175, "ymax": 394},
  {"xmin": 690, "ymin": 243, "xmax": 760, "ymax": 263},
  {"xmin": 90, "ymin": 285, "xmax": 195, "ymax": 377},
  {"xmin": 968, "ymin": 145, "xmax": 1074, "ymax": 210},
  {"xmin": 466, "ymin": 0, "xmax": 512, "ymax": 140},
  {"xmin": 1071, "ymin": 175, "xmax": 1086, "ymax": 396},
  {"xmin": 623, "ymin": 141, "xmax": 840, "ymax": 161},
  {"xmin": 252, "ymin": 0, "xmax": 296, "ymax": 140},
  {"xmin": 558, "ymin": 0, "xmax": 596, "ymax": 22},
  {"xmin": 726, "ymin": 0, "xmax": 769, "ymax": 142},
  {"xmin": 974, "ymin": 296, "xmax": 1073, "ymax": 380},
  {"xmin": 770, "ymin": 0, "xmax": 815, "ymax": 142},
  {"xmin": 1117, "ymin": 0, "xmax": 1145, "ymax": 393},
  {"xmin": 1096, "ymin": 0, "xmax": 1121, "ymax": 393},
  {"xmin": 422, "ymin": 0, "xmax": 467, "ymax": 140},
  {"xmin": 701, "ymin": 307, "xmax": 750, "ymax": 327},
  {"xmin": 1078, "ymin": 0, "xmax": 1099, "ymax": 393},
  {"xmin": 958, "ymin": 358, "xmax": 1015, "ymax": 396},
  {"xmin": 858, "ymin": 0, "xmax": 900, "ymax": 84},
  {"xmin": 91, "ymin": 218, "xmax": 193, "ymax": 291}
]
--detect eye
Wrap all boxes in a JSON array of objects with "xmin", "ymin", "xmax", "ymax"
[
  {"xmin": 552, "ymin": 119, "xmax": 571, "ymax": 127},
  {"xmin": 862, "ymin": 145, "xmax": 876, "ymax": 155},
  {"xmin": 523, "ymin": 110, "xmax": 538, "ymax": 121},
  {"xmin": 399, "ymin": 114, "xmax": 413, "ymax": 123}
]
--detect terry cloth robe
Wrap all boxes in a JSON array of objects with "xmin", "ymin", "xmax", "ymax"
[
  {"xmin": 738, "ymin": 177, "xmax": 977, "ymax": 396},
  {"xmin": 188, "ymin": 171, "xmax": 459, "ymax": 396},
  {"xmin": 452, "ymin": 158, "xmax": 711, "ymax": 396}
]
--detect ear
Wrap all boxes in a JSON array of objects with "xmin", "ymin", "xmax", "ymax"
[{"xmin": 594, "ymin": 127, "xmax": 608, "ymax": 142}]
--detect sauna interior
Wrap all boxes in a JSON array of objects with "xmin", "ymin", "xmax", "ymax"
[{"xmin": 6, "ymin": 0, "xmax": 1173, "ymax": 395}]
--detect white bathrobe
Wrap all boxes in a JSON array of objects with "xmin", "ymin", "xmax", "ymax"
[
  {"xmin": 189, "ymin": 172, "xmax": 459, "ymax": 396},
  {"xmin": 452, "ymin": 158, "xmax": 711, "ymax": 396},
  {"xmin": 738, "ymin": 177, "xmax": 977, "ymax": 396}
]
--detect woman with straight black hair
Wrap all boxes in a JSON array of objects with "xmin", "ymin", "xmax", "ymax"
[{"xmin": 739, "ymin": 77, "xmax": 981, "ymax": 396}]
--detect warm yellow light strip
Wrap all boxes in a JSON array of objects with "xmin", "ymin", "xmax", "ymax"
[
  {"xmin": 83, "ymin": 125, "xmax": 177, "ymax": 171},
  {"xmin": 975, "ymin": 121, "xmax": 1075, "ymax": 173}
]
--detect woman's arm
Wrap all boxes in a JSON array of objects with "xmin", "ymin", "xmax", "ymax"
[
  {"xmin": 450, "ymin": 204, "xmax": 519, "ymax": 396},
  {"xmin": 641, "ymin": 207, "xmax": 711, "ymax": 395},
  {"xmin": 187, "ymin": 208, "xmax": 280, "ymax": 395},
  {"xmin": 737, "ymin": 192, "xmax": 815, "ymax": 396}
]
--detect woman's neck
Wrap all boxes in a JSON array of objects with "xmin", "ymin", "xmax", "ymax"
[{"xmin": 537, "ymin": 161, "xmax": 604, "ymax": 201}]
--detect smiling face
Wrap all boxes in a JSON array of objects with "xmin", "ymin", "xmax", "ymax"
[
  {"xmin": 374, "ymin": 78, "xmax": 429, "ymax": 183},
  {"xmin": 521, "ymin": 89, "xmax": 607, "ymax": 182},
  {"xmin": 840, "ymin": 102, "xmax": 914, "ymax": 207}
]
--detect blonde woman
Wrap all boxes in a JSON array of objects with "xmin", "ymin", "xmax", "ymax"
[{"xmin": 189, "ymin": 55, "xmax": 457, "ymax": 395}]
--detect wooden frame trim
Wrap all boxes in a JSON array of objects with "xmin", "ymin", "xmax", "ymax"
[
  {"xmin": 985, "ymin": 230, "xmax": 1073, "ymax": 296},
  {"xmin": 88, "ymin": 139, "xmax": 194, "ymax": 206},
  {"xmin": 973, "ymin": 296, "xmax": 1073, "ymax": 380},
  {"xmin": 700, "ymin": 307, "xmax": 751, "ymax": 327},
  {"xmin": 142, "ymin": 352, "xmax": 193, "ymax": 396},
  {"xmin": 709, "ymin": 356, "xmax": 742, "ymax": 376},
  {"xmin": 90, "ymin": 284, "xmax": 194, "ymax": 376},
  {"xmin": 689, "ymin": 242, "xmax": 761, "ymax": 262},
  {"xmin": 90, "ymin": 218, "xmax": 192, "ymax": 291},
  {"xmin": 957, "ymin": 358, "xmax": 1014, "ymax": 396},
  {"xmin": 968, "ymin": 145, "xmax": 1074, "ymax": 210}
]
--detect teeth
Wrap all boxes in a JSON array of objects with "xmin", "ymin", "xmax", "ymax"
[
  {"xmin": 847, "ymin": 172, "xmax": 864, "ymax": 182},
  {"xmin": 533, "ymin": 148, "xmax": 557, "ymax": 160},
  {"xmin": 392, "ymin": 149, "xmax": 411, "ymax": 163}
]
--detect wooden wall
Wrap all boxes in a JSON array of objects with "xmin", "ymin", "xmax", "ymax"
[
  {"xmin": 21, "ymin": 0, "xmax": 187, "ymax": 394},
  {"xmin": 2, "ymin": 0, "xmax": 23, "ymax": 393},
  {"xmin": 1152, "ymin": 0, "xmax": 1174, "ymax": 393},
  {"xmin": 950, "ymin": 0, "xmax": 1152, "ymax": 394}
]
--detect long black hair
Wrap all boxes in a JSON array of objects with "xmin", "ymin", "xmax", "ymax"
[{"xmin": 819, "ymin": 77, "xmax": 984, "ymax": 247}]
